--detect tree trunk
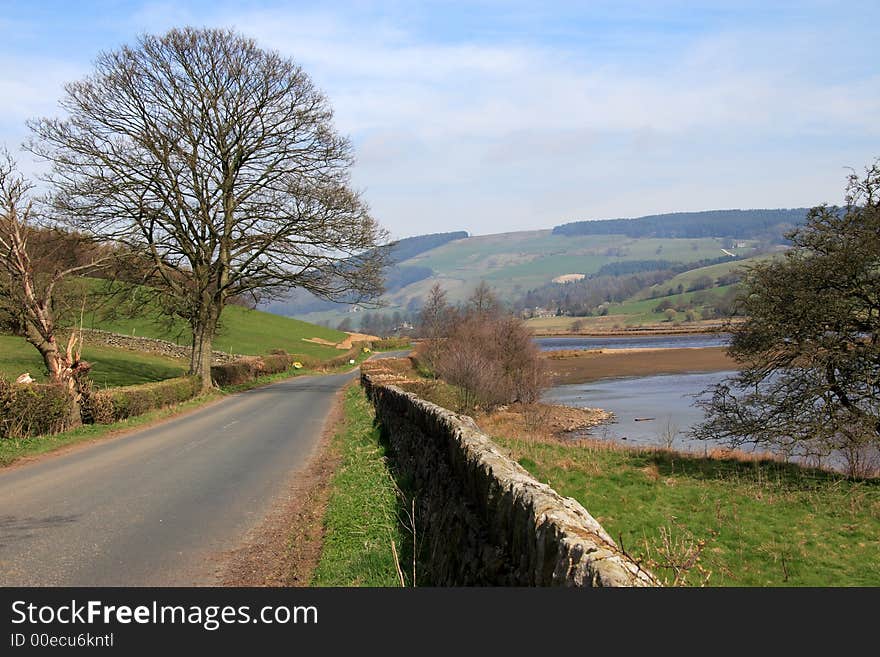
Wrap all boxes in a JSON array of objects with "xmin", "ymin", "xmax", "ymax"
[
  {"xmin": 24, "ymin": 328, "xmax": 85, "ymax": 430},
  {"xmin": 190, "ymin": 306, "xmax": 219, "ymax": 391},
  {"xmin": 27, "ymin": 332, "xmax": 64, "ymax": 380}
]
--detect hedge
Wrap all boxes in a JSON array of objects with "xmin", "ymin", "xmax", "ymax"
[
  {"xmin": 0, "ymin": 379, "xmax": 76, "ymax": 439},
  {"xmin": 261, "ymin": 353, "xmax": 293, "ymax": 374},
  {"xmin": 287, "ymin": 354, "xmax": 322, "ymax": 370},
  {"xmin": 211, "ymin": 352, "xmax": 302, "ymax": 387},
  {"xmin": 371, "ymin": 337, "xmax": 412, "ymax": 350},
  {"xmin": 210, "ymin": 358, "xmax": 264, "ymax": 387},
  {"xmin": 323, "ymin": 344, "xmax": 365, "ymax": 369},
  {"xmin": 80, "ymin": 376, "xmax": 202, "ymax": 425}
]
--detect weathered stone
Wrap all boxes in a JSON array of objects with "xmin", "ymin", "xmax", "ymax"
[
  {"xmin": 59, "ymin": 328, "xmax": 240, "ymax": 364},
  {"xmin": 361, "ymin": 370, "xmax": 658, "ymax": 587}
]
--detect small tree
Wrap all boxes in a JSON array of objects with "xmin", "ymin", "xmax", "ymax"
[
  {"xmin": 29, "ymin": 28, "xmax": 387, "ymax": 389},
  {"xmin": 688, "ymin": 275, "xmax": 714, "ymax": 292},
  {"xmin": 695, "ymin": 160, "xmax": 880, "ymax": 474},
  {"xmin": 0, "ymin": 150, "xmax": 109, "ymax": 396},
  {"xmin": 467, "ymin": 280, "xmax": 502, "ymax": 317},
  {"xmin": 417, "ymin": 283, "xmax": 453, "ymax": 373}
]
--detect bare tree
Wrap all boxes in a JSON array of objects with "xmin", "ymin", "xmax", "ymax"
[
  {"xmin": 467, "ymin": 280, "xmax": 501, "ymax": 317},
  {"xmin": 28, "ymin": 27, "xmax": 387, "ymax": 389},
  {"xmin": 659, "ymin": 416, "xmax": 678, "ymax": 449},
  {"xmin": 0, "ymin": 150, "xmax": 108, "ymax": 393},
  {"xmin": 416, "ymin": 283, "xmax": 453, "ymax": 373}
]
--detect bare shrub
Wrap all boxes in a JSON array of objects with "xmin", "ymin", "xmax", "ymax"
[
  {"xmin": 641, "ymin": 522, "xmax": 715, "ymax": 586},
  {"xmin": 838, "ymin": 441, "xmax": 880, "ymax": 479},
  {"xmin": 432, "ymin": 285, "xmax": 547, "ymax": 413},
  {"xmin": 659, "ymin": 416, "xmax": 678, "ymax": 449}
]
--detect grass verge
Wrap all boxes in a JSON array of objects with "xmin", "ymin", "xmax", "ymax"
[
  {"xmin": 494, "ymin": 434, "xmax": 880, "ymax": 586},
  {"xmin": 311, "ymin": 384, "xmax": 407, "ymax": 586}
]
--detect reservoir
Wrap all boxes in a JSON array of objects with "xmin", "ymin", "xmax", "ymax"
[
  {"xmin": 544, "ymin": 370, "xmax": 735, "ymax": 451},
  {"xmin": 535, "ymin": 333, "xmax": 729, "ymax": 352}
]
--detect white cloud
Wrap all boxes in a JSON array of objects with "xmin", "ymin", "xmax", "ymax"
[{"xmin": 1, "ymin": 4, "xmax": 878, "ymax": 237}]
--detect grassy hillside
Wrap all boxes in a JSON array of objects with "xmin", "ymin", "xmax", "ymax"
[
  {"xmin": 402, "ymin": 232, "xmax": 737, "ymax": 300},
  {"xmin": 78, "ymin": 278, "xmax": 347, "ymax": 358},
  {"xmin": 634, "ymin": 253, "xmax": 777, "ymax": 301},
  {"xmin": 522, "ymin": 253, "xmax": 784, "ymax": 332},
  {"xmin": 293, "ymin": 230, "xmax": 761, "ymax": 326},
  {"xmin": 2, "ymin": 278, "xmax": 353, "ymax": 387},
  {"xmin": 525, "ymin": 283, "xmax": 743, "ymax": 333},
  {"xmin": 0, "ymin": 334, "xmax": 186, "ymax": 387}
]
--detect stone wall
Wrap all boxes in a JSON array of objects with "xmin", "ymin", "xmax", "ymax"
[
  {"xmin": 61, "ymin": 328, "xmax": 240, "ymax": 364},
  {"xmin": 361, "ymin": 371, "xmax": 658, "ymax": 587}
]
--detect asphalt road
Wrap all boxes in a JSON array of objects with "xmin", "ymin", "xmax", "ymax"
[{"xmin": 0, "ymin": 365, "xmax": 373, "ymax": 586}]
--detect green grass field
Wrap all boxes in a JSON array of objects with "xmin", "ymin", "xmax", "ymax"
[
  {"xmin": 634, "ymin": 253, "xmax": 776, "ymax": 301},
  {"xmin": 524, "ymin": 283, "xmax": 739, "ymax": 332},
  {"xmin": 79, "ymin": 279, "xmax": 347, "ymax": 358},
  {"xmin": 399, "ymin": 232, "xmax": 735, "ymax": 303},
  {"xmin": 1, "ymin": 277, "xmax": 353, "ymax": 387},
  {"xmin": 312, "ymin": 385, "xmax": 407, "ymax": 586},
  {"xmin": 0, "ymin": 334, "xmax": 186, "ymax": 387},
  {"xmin": 606, "ymin": 284, "xmax": 738, "ymax": 324},
  {"xmin": 494, "ymin": 435, "xmax": 880, "ymax": 586}
]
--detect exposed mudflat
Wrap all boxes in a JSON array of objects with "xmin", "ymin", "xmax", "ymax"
[{"xmin": 545, "ymin": 346, "xmax": 736, "ymax": 384}]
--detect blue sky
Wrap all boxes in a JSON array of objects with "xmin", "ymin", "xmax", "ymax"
[{"xmin": 1, "ymin": 1, "xmax": 878, "ymax": 238}]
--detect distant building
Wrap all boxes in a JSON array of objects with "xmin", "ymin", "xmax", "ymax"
[{"xmin": 524, "ymin": 306, "xmax": 556, "ymax": 319}]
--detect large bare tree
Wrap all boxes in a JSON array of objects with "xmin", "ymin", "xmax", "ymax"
[
  {"xmin": 28, "ymin": 27, "xmax": 387, "ymax": 389},
  {"xmin": 0, "ymin": 150, "xmax": 107, "ymax": 391}
]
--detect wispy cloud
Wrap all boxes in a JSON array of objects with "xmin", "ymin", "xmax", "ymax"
[{"xmin": 1, "ymin": 2, "xmax": 878, "ymax": 236}]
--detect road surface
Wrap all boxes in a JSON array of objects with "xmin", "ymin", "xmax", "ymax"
[{"xmin": 0, "ymin": 364, "xmax": 376, "ymax": 586}]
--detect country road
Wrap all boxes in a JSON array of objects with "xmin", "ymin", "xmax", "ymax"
[{"xmin": 0, "ymin": 361, "xmax": 389, "ymax": 586}]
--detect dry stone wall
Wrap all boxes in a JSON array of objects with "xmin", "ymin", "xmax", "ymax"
[
  {"xmin": 61, "ymin": 328, "xmax": 239, "ymax": 364},
  {"xmin": 361, "ymin": 371, "xmax": 657, "ymax": 587}
]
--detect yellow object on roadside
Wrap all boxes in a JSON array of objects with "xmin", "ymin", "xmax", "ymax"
[
  {"xmin": 362, "ymin": 347, "xmax": 371, "ymax": 353},
  {"xmin": 293, "ymin": 362, "xmax": 303, "ymax": 369}
]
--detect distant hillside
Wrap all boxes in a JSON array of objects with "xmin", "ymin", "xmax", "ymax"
[
  {"xmin": 271, "ymin": 211, "xmax": 809, "ymax": 331},
  {"xmin": 290, "ymin": 227, "xmax": 767, "ymax": 330},
  {"xmin": 388, "ymin": 231, "xmax": 469, "ymax": 262},
  {"xmin": 553, "ymin": 209, "xmax": 808, "ymax": 241},
  {"xmin": 261, "ymin": 231, "xmax": 468, "ymax": 316}
]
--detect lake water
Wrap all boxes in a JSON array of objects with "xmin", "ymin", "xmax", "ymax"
[
  {"xmin": 535, "ymin": 334, "xmax": 730, "ymax": 352},
  {"xmin": 544, "ymin": 370, "xmax": 736, "ymax": 452}
]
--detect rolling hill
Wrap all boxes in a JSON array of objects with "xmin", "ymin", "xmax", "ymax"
[{"xmin": 265, "ymin": 208, "xmax": 805, "ymax": 330}]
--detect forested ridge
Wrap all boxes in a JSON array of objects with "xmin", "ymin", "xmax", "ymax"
[{"xmin": 554, "ymin": 209, "xmax": 808, "ymax": 240}]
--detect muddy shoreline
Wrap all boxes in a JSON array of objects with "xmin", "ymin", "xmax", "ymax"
[
  {"xmin": 545, "ymin": 345, "xmax": 737, "ymax": 384},
  {"xmin": 531, "ymin": 323, "xmax": 737, "ymax": 337}
]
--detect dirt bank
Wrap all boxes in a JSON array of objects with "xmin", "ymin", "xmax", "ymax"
[{"xmin": 545, "ymin": 346, "xmax": 737, "ymax": 384}]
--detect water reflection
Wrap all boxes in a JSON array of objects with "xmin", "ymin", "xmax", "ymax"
[
  {"xmin": 535, "ymin": 334, "xmax": 730, "ymax": 352},
  {"xmin": 544, "ymin": 371, "xmax": 735, "ymax": 451}
]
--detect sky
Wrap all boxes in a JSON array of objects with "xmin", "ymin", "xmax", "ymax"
[{"xmin": 1, "ymin": 1, "xmax": 878, "ymax": 239}]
